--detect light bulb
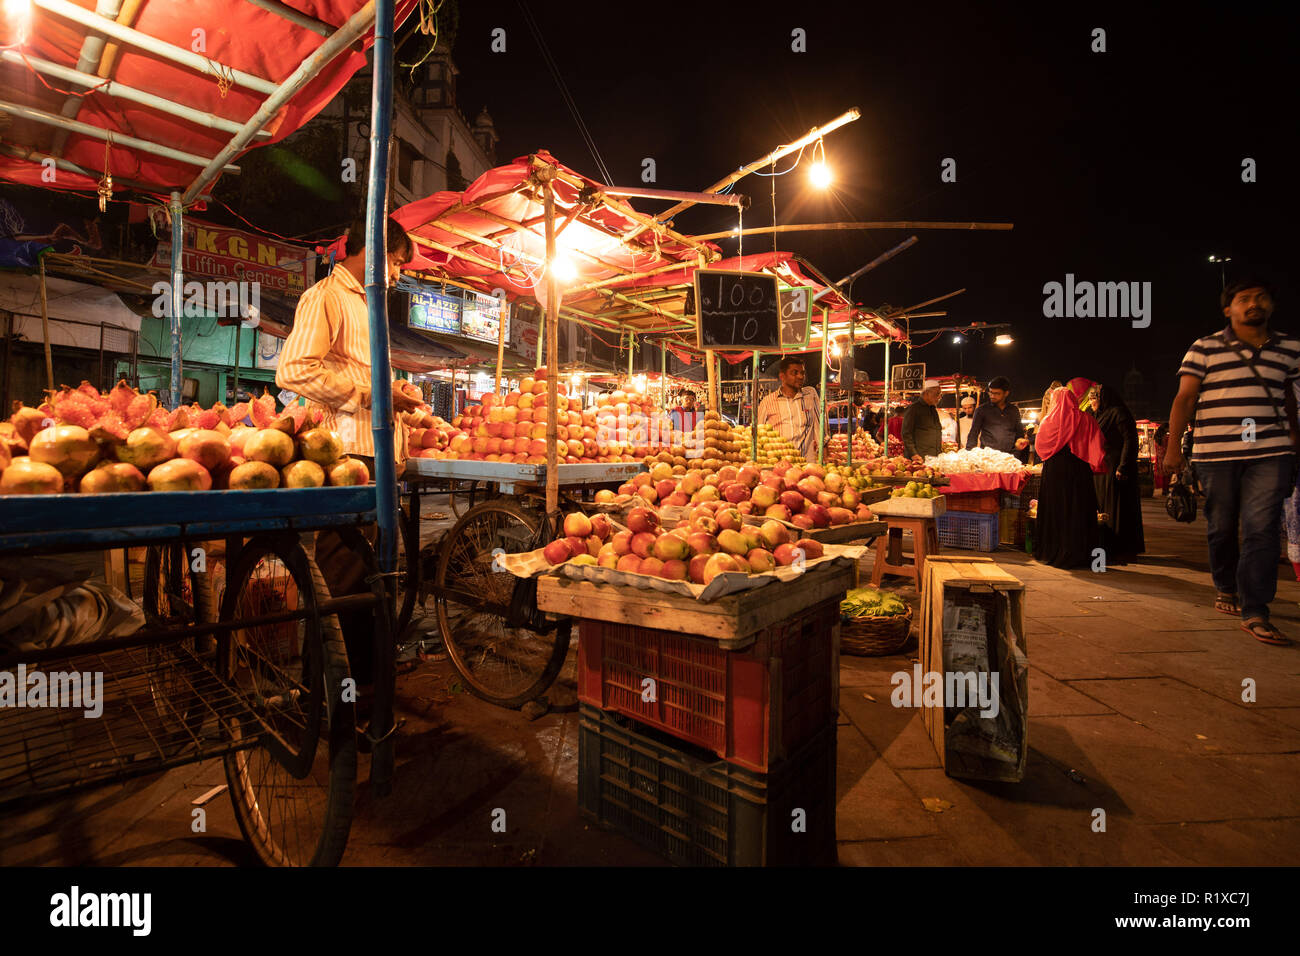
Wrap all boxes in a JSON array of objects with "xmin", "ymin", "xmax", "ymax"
[
  {"xmin": 551, "ymin": 254, "xmax": 576, "ymax": 282},
  {"xmin": 809, "ymin": 161, "xmax": 832, "ymax": 189}
]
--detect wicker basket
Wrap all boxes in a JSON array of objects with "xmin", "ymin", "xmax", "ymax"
[{"xmin": 840, "ymin": 605, "xmax": 914, "ymax": 656}]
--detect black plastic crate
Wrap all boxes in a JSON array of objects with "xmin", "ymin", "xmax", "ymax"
[{"xmin": 578, "ymin": 704, "xmax": 836, "ymax": 867}]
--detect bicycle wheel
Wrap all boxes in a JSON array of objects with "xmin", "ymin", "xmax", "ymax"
[
  {"xmin": 218, "ymin": 535, "xmax": 356, "ymax": 867},
  {"xmin": 448, "ymin": 480, "xmax": 475, "ymax": 519},
  {"xmin": 436, "ymin": 500, "xmax": 571, "ymax": 708},
  {"xmin": 143, "ymin": 542, "xmax": 217, "ymax": 744}
]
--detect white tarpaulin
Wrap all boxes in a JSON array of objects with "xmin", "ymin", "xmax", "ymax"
[{"xmin": 0, "ymin": 273, "xmax": 141, "ymax": 350}]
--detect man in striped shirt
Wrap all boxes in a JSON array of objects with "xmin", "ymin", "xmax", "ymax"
[
  {"xmin": 757, "ymin": 355, "xmax": 821, "ymax": 461},
  {"xmin": 277, "ymin": 214, "xmax": 424, "ymax": 468},
  {"xmin": 1164, "ymin": 276, "xmax": 1298, "ymax": 645}
]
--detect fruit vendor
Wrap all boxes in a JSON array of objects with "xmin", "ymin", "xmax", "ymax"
[
  {"xmin": 276, "ymin": 214, "xmax": 424, "ymax": 697},
  {"xmin": 756, "ymin": 355, "xmax": 821, "ymax": 461},
  {"xmin": 965, "ymin": 375, "xmax": 1029, "ymax": 454},
  {"xmin": 277, "ymin": 214, "xmax": 426, "ymax": 469},
  {"xmin": 670, "ymin": 390, "xmax": 702, "ymax": 435},
  {"xmin": 902, "ymin": 379, "xmax": 943, "ymax": 458}
]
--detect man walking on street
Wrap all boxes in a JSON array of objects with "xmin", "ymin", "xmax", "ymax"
[
  {"xmin": 902, "ymin": 379, "xmax": 944, "ymax": 458},
  {"xmin": 966, "ymin": 376, "xmax": 1029, "ymax": 454},
  {"xmin": 1163, "ymin": 276, "xmax": 1299, "ymax": 646},
  {"xmin": 757, "ymin": 355, "xmax": 821, "ymax": 461}
]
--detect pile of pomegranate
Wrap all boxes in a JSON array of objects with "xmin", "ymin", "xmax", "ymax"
[
  {"xmin": 0, "ymin": 381, "xmax": 363, "ymax": 495},
  {"xmin": 593, "ymin": 460, "xmax": 874, "ymax": 529},
  {"xmin": 543, "ymin": 506, "xmax": 826, "ymax": 586}
]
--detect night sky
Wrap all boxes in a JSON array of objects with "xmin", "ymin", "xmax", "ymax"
[{"xmin": 448, "ymin": 1, "xmax": 1296, "ymax": 418}]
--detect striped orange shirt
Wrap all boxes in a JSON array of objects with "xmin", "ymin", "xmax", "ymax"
[{"xmin": 277, "ymin": 264, "xmax": 406, "ymax": 463}]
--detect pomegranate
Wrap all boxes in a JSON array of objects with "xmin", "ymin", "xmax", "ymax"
[
  {"xmin": 228, "ymin": 424, "xmax": 256, "ymax": 456},
  {"xmin": 296, "ymin": 428, "xmax": 343, "ymax": 467},
  {"xmin": 281, "ymin": 460, "xmax": 325, "ymax": 488},
  {"xmin": 177, "ymin": 429, "xmax": 232, "ymax": 472},
  {"xmin": 147, "ymin": 458, "xmax": 212, "ymax": 491},
  {"xmin": 1, "ymin": 457, "xmax": 63, "ymax": 494},
  {"xmin": 243, "ymin": 429, "xmax": 295, "ymax": 468},
  {"xmin": 227, "ymin": 461, "xmax": 280, "ymax": 489},
  {"xmin": 29, "ymin": 425, "xmax": 99, "ymax": 478},
  {"xmin": 326, "ymin": 458, "xmax": 371, "ymax": 486},
  {"xmin": 114, "ymin": 427, "xmax": 177, "ymax": 473},
  {"xmin": 11, "ymin": 406, "xmax": 48, "ymax": 445},
  {"xmin": 79, "ymin": 462, "xmax": 146, "ymax": 493}
]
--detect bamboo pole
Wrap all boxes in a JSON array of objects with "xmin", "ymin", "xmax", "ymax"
[
  {"xmin": 494, "ymin": 297, "xmax": 506, "ymax": 395},
  {"xmin": 819, "ymin": 308, "xmax": 829, "ymax": 466},
  {"xmin": 543, "ymin": 177, "xmax": 560, "ymax": 519},
  {"xmin": 693, "ymin": 221, "xmax": 1015, "ymax": 242},
  {"xmin": 37, "ymin": 252, "xmax": 54, "ymax": 391},
  {"xmin": 661, "ymin": 346, "xmax": 667, "ymax": 409},
  {"xmin": 751, "ymin": 352, "xmax": 759, "ymax": 461}
]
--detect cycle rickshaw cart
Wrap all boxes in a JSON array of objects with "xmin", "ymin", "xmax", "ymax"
[
  {"xmin": 388, "ymin": 155, "xmax": 898, "ymax": 708},
  {"xmin": 0, "ymin": 0, "xmax": 411, "ymax": 866}
]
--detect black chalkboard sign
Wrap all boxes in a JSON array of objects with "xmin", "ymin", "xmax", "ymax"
[
  {"xmin": 694, "ymin": 270, "xmax": 781, "ymax": 350},
  {"xmin": 891, "ymin": 362, "xmax": 926, "ymax": 390},
  {"xmin": 779, "ymin": 286, "xmax": 811, "ymax": 349}
]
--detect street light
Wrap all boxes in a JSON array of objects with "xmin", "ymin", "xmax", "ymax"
[
  {"xmin": 994, "ymin": 334, "xmax": 1013, "ymax": 346},
  {"xmin": 809, "ymin": 138, "xmax": 832, "ymax": 189},
  {"xmin": 1209, "ymin": 254, "xmax": 1232, "ymax": 290}
]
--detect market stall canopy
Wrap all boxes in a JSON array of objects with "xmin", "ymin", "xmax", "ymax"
[
  {"xmin": 394, "ymin": 151, "xmax": 721, "ymax": 328},
  {"xmin": 0, "ymin": 0, "xmax": 418, "ymax": 199},
  {"xmin": 0, "ymin": 270, "xmax": 139, "ymax": 348}
]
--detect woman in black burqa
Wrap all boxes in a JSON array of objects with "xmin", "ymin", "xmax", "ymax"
[{"xmin": 1093, "ymin": 383, "xmax": 1145, "ymax": 560}]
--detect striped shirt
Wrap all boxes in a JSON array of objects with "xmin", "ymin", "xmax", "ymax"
[
  {"xmin": 277, "ymin": 264, "xmax": 407, "ymax": 463},
  {"xmin": 1178, "ymin": 326, "xmax": 1300, "ymax": 462},
  {"xmin": 757, "ymin": 386, "xmax": 821, "ymax": 460}
]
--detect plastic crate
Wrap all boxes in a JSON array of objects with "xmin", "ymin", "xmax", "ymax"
[
  {"xmin": 936, "ymin": 510, "xmax": 999, "ymax": 552},
  {"xmin": 578, "ymin": 704, "xmax": 836, "ymax": 867},
  {"xmin": 576, "ymin": 597, "xmax": 840, "ymax": 773},
  {"xmin": 942, "ymin": 489, "xmax": 1000, "ymax": 513},
  {"xmin": 1001, "ymin": 492, "xmax": 1021, "ymax": 510}
]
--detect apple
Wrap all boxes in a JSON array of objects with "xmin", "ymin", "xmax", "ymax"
[
  {"xmin": 716, "ymin": 507, "xmax": 745, "ymax": 532},
  {"xmin": 751, "ymin": 485, "xmax": 779, "ymax": 509},
  {"xmin": 659, "ymin": 558, "xmax": 688, "ymax": 581},
  {"xmin": 653, "ymin": 535, "xmax": 690, "ymax": 561},
  {"xmin": 616, "ymin": 554, "xmax": 642, "ymax": 573},
  {"xmin": 692, "ymin": 484, "xmax": 719, "ymax": 503},
  {"xmin": 650, "ymin": 461, "xmax": 674, "ymax": 482},
  {"xmin": 723, "ymin": 482, "xmax": 750, "ymax": 504},
  {"xmin": 823, "ymin": 472, "xmax": 845, "ymax": 495},
  {"xmin": 737, "ymin": 465, "xmax": 760, "ymax": 488},
  {"xmin": 817, "ymin": 491, "xmax": 841, "ymax": 509},
  {"xmin": 654, "ymin": 478, "xmax": 676, "ymax": 501},
  {"xmin": 586, "ymin": 536, "xmax": 602, "ymax": 557},
  {"xmin": 803, "ymin": 464, "xmax": 825, "ymax": 479},
  {"xmin": 760, "ymin": 519, "xmax": 790, "ymax": 549},
  {"xmin": 797, "ymin": 477, "xmax": 825, "ymax": 500},
  {"xmin": 571, "ymin": 553, "xmax": 598, "ymax": 567},
  {"xmin": 791, "ymin": 514, "xmax": 815, "ymax": 530},
  {"xmin": 663, "ymin": 492, "xmax": 690, "ymax": 507},
  {"xmin": 764, "ymin": 504, "xmax": 792, "ymax": 522},
  {"xmin": 589, "ymin": 514, "xmax": 613, "ymax": 541},
  {"xmin": 828, "ymin": 507, "xmax": 854, "ymax": 526},
  {"xmin": 795, "ymin": 538, "xmax": 825, "ymax": 559},
  {"xmin": 631, "ymin": 531, "xmax": 657, "ymax": 558},
  {"xmin": 747, "ymin": 548, "xmax": 776, "ymax": 573},
  {"xmin": 612, "ymin": 531, "xmax": 633, "ymax": 555},
  {"xmin": 773, "ymin": 542, "xmax": 800, "ymax": 567},
  {"xmin": 617, "ymin": 482, "xmax": 636, "ymax": 497},
  {"xmin": 564, "ymin": 511, "xmax": 593, "ymax": 538},
  {"xmin": 638, "ymin": 556, "xmax": 665, "ymax": 577},
  {"xmin": 842, "ymin": 488, "xmax": 860, "ymax": 509},
  {"xmin": 741, "ymin": 526, "xmax": 764, "ymax": 552},
  {"xmin": 680, "ymin": 472, "xmax": 704, "ymax": 495},
  {"xmin": 717, "ymin": 529, "xmax": 750, "ymax": 556},
  {"xmin": 691, "ymin": 513, "xmax": 719, "ymax": 535},
  {"xmin": 636, "ymin": 485, "xmax": 658, "ymax": 504},
  {"xmin": 627, "ymin": 507, "xmax": 660, "ymax": 535},
  {"xmin": 718, "ymin": 466, "xmax": 739, "ymax": 484},
  {"xmin": 760, "ymin": 474, "xmax": 783, "ymax": 492},
  {"xmin": 736, "ymin": 501, "xmax": 754, "ymax": 515},
  {"xmin": 856, "ymin": 504, "xmax": 874, "ymax": 521},
  {"xmin": 702, "ymin": 552, "xmax": 742, "ymax": 585},
  {"xmin": 564, "ymin": 536, "xmax": 587, "ymax": 557},
  {"xmin": 632, "ymin": 473, "xmax": 653, "ymax": 488},
  {"xmin": 543, "ymin": 539, "xmax": 572, "ymax": 564},
  {"xmin": 805, "ymin": 504, "xmax": 831, "ymax": 528},
  {"xmin": 780, "ymin": 490, "xmax": 806, "ymax": 514},
  {"xmin": 686, "ymin": 531, "xmax": 717, "ymax": 555},
  {"xmin": 688, "ymin": 553, "xmax": 711, "ymax": 584}
]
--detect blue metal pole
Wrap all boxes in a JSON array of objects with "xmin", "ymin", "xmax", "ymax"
[
  {"xmin": 168, "ymin": 190, "xmax": 183, "ymax": 408},
  {"xmin": 366, "ymin": 0, "xmax": 398, "ymax": 573}
]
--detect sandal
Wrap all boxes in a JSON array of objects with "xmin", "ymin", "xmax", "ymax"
[
  {"xmin": 1214, "ymin": 592, "xmax": 1240, "ymax": 615},
  {"xmin": 1241, "ymin": 619, "xmax": 1293, "ymax": 646}
]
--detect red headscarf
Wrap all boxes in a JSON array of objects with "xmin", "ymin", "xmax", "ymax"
[{"xmin": 1035, "ymin": 386, "xmax": 1106, "ymax": 472}]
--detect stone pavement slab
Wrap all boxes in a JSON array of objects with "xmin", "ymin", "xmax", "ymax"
[
  {"xmin": 835, "ymin": 725, "xmax": 939, "ymax": 841},
  {"xmin": 838, "ymin": 691, "xmax": 942, "ymax": 771},
  {"xmin": 1027, "ymin": 668, "xmax": 1115, "ymax": 717}
]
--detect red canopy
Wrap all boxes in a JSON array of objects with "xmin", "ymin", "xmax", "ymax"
[{"xmin": 0, "ymin": 0, "xmax": 418, "ymax": 197}]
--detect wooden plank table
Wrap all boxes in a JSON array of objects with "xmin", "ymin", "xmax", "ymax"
[{"xmin": 537, "ymin": 563, "xmax": 855, "ymax": 649}]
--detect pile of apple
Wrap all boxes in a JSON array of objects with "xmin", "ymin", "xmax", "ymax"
[
  {"xmin": 544, "ymin": 506, "xmax": 826, "ymax": 586},
  {"xmin": 861, "ymin": 454, "xmax": 940, "ymax": 481},
  {"xmin": 825, "ymin": 431, "xmax": 881, "ymax": 463},
  {"xmin": 594, "ymin": 460, "xmax": 873, "ymax": 529}
]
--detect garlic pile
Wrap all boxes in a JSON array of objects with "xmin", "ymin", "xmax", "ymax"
[{"xmin": 924, "ymin": 447, "xmax": 1024, "ymax": 474}]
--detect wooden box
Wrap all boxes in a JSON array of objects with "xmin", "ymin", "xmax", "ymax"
[
  {"xmin": 917, "ymin": 556, "xmax": 1028, "ymax": 782},
  {"xmin": 869, "ymin": 495, "xmax": 947, "ymax": 518}
]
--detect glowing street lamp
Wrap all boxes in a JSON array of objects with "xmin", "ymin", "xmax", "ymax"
[{"xmin": 994, "ymin": 334, "xmax": 1013, "ymax": 346}]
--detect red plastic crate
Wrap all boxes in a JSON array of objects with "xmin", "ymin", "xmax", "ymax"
[
  {"xmin": 576, "ymin": 597, "xmax": 840, "ymax": 772},
  {"xmin": 941, "ymin": 489, "xmax": 1001, "ymax": 513}
]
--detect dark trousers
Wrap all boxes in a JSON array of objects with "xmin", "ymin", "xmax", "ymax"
[
  {"xmin": 1195, "ymin": 453, "xmax": 1293, "ymax": 622},
  {"xmin": 314, "ymin": 456, "xmax": 376, "ymax": 685}
]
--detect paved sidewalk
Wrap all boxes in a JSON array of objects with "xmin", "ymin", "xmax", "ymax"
[{"xmin": 3, "ymin": 498, "xmax": 1297, "ymax": 866}]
